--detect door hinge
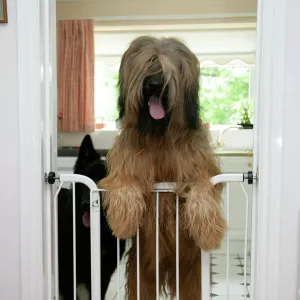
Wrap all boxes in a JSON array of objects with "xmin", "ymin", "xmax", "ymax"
[
  {"xmin": 243, "ymin": 171, "xmax": 257, "ymax": 184},
  {"xmin": 45, "ymin": 172, "xmax": 59, "ymax": 184}
]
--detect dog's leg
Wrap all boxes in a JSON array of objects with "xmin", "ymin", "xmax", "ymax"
[
  {"xmin": 168, "ymin": 262, "xmax": 202, "ymax": 300},
  {"xmin": 166, "ymin": 242, "xmax": 202, "ymax": 300},
  {"xmin": 179, "ymin": 261, "xmax": 202, "ymax": 300},
  {"xmin": 126, "ymin": 245, "xmax": 156, "ymax": 300},
  {"xmin": 184, "ymin": 181, "xmax": 227, "ymax": 251},
  {"xmin": 100, "ymin": 178, "xmax": 146, "ymax": 239}
]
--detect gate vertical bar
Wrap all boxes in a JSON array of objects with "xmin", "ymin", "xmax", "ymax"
[
  {"xmin": 240, "ymin": 183, "xmax": 249, "ymax": 300},
  {"xmin": 226, "ymin": 183, "xmax": 230, "ymax": 300},
  {"xmin": 156, "ymin": 192, "xmax": 160, "ymax": 300},
  {"xmin": 90, "ymin": 190, "xmax": 101, "ymax": 299},
  {"xmin": 72, "ymin": 183, "xmax": 76, "ymax": 300},
  {"xmin": 176, "ymin": 194, "xmax": 180, "ymax": 299},
  {"xmin": 53, "ymin": 183, "xmax": 63, "ymax": 300},
  {"xmin": 117, "ymin": 238, "xmax": 120, "ymax": 300},
  {"xmin": 201, "ymin": 250, "xmax": 210, "ymax": 300},
  {"xmin": 137, "ymin": 228, "xmax": 140, "ymax": 300}
]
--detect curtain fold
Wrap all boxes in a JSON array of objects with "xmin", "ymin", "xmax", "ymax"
[{"xmin": 58, "ymin": 19, "xmax": 95, "ymax": 132}]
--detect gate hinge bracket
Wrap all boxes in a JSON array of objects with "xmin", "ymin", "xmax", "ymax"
[
  {"xmin": 243, "ymin": 171, "xmax": 257, "ymax": 185},
  {"xmin": 45, "ymin": 172, "xmax": 59, "ymax": 184}
]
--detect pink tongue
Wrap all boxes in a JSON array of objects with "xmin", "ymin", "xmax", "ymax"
[
  {"xmin": 82, "ymin": 212, "xmax": 90, "ymax": 228},
  {"xmin": 149, "ymin": 96, "xmax": 165, "ymax": 120}
]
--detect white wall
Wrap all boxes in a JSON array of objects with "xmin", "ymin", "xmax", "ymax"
[
  {"xmin": 0, "ymin": 0, "xmax": 21, "ymax": 299},
  {"xmin": 56, "ymin": 0, "xmax": 257, "ymax": 19}
]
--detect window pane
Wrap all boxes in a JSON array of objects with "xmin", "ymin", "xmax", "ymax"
[
  {"xmin": 200, "ymin": 66, "xmax": 252, "ymax": 125},
  {"xmin": 94, "ymin": 62, "xmax": 119, "ymax": 121}
]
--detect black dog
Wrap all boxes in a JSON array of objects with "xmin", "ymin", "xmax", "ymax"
[{"xmin": 58, "ymin": 135, "xmax": 126, "ymax": 300}]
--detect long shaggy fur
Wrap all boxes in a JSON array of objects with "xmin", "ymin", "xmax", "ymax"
[{"xmin": 99, "ymin": 36, "xmax": 227, "ymax": 299}]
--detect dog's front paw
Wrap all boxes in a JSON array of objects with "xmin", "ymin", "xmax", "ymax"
[
  {"xmin": 105, "ymin": 185, "xmax": 145, "ymax": 239},
  {"xmin": 184, "ymin": 190, "xmax": 227, "ymax": 251},
  {"xmin": 195, "ymin": 216, "xmax": 227, "ymax": 251}
]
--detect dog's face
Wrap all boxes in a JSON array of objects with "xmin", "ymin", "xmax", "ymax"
[
  {"xmin": 77, "ymin": 160, "xmax": 107, "ymax": 229},
  {"xmin": 117, "ymin": 36, "xmax": 201, "ymax": 135},
  {"xmin": 138, "ymin": 73, "xmax": 170, "ymax": 135}
]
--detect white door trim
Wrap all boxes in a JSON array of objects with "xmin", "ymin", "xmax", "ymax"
[{"xmin": 251, "ymin": 0, "xmax": 287, "ymax": 299}]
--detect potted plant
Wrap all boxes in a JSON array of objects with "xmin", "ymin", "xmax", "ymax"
[{"xmin": 237, "ymin": 99, "xmax": 253, "ymax": 129}]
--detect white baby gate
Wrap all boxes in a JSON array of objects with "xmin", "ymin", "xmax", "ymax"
[{"xmin": 52, "ymin": 172, "xmax": 253, "ymax": 300}]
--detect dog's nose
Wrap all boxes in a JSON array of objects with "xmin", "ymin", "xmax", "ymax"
[
  {"xmin": 150, "ymin": 81, "xmax": 160, "ymax": 86},
  {"xmin": 148, "ymin": 81, "xmax": 162, "ymax": 91}
]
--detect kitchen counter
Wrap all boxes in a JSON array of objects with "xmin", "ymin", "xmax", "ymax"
[
  {"xmin": 57, "ymin": 147, "xmax": 253, "ymax": 157},
  {"xmin": 58, "ymin": 147, "xmax": 108, "ymax": 158}
]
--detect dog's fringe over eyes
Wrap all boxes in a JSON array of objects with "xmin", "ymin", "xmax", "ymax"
[
  {"xmin": 100, "ymin": 36, "xmax": 227, "ymax": 300},
  {"xmin": 117, "ymin": 36, "xmax": 200, "ymax": 129}
]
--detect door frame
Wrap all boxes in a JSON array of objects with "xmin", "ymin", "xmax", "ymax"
[{"xmin": 17, "ymin": 0, "xmax": 287, "ymax": 299}]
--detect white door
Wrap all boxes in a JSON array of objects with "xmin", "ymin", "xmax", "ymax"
[{"xmin": 17, "ymin": 0, "xmax": 58, "ymax": 299}]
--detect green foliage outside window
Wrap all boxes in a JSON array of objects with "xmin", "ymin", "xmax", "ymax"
[{"xmin": 200, "ymin": 67, "xmax": 253, "ymax": 125}]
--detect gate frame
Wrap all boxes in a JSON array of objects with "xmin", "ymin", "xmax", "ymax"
[{"xmin": 52, "ymin": 172, "xmax": 249, "ymax": 300}]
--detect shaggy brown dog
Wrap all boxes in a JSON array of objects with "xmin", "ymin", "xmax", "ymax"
[{"xmin": 99, "ymin": 36, "xmax": 227, "ymax": 300}]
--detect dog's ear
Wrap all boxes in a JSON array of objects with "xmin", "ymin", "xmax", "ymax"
[
  {"xmin": 117, "ymin": 70, "xmax": 125, "ymax": 120},
  {"xmin": 74, "ymin": 134, "xmax": 100, "ymax": 174},
  {"xmin": 184, "ymin": 83, "xmax": 200, "ymax": 130},
  {"xmin": 117, "ymin": 94, "xmax": 125, "ymax": 120}
]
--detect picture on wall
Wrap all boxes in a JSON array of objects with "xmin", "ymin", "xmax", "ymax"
[{"xmin": 0, "ymin": 0, "xmax": 7, "ymax": 23}]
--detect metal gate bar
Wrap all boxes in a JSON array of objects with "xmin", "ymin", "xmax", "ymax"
[
  {"xmin": 72, "ymin": 183, "xmax": 76, "ymax": 300},
  {"xmin": 117, "ymin": 237, "xmax": 121, "ymax": 300},
  {"xmin": 156, "ymin": 192, "xmax": 160, "ymax": 300},
  {"xmin": 226, "ymin": 183, "xmax": 230, "ymax": 299},
  {"xmin": 53, "ymin": 173, "xmax": 250, "ymax": 300},
  {"xmin": 54, "ymin": 181, "xmax": 63, "ymax": 300},
  {"xmin": 240, "ymin": 183, "xmax": 249, "ymax": 300}
]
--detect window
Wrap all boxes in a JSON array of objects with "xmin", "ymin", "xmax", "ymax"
[
  {"xmin": 94, "ymin": 24, "xmax": 256, "ymax": 129},
  {"xmin": 200, "ymin": 64, "xmax": 254, "ymax": 125},
  {"xmin": 95, "ymin": 61, "xmax": 119, "ymax": 124}
]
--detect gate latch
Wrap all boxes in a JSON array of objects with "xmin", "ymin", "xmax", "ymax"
[
  {"xmin": 45, "ymin": 172, "xmax": 59, "ymax": 184},
  {"xmin": 243, "ymin": 171, "xmax": 257, "ymax": 185}
]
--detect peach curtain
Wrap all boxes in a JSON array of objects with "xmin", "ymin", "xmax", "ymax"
[{"xmin": 58, "ymin": 20, "xmax": 95, "ymax": 132}]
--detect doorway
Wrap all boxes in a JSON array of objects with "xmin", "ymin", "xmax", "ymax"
[{"xmin": 55, "ymin": 14, "xmax": 257, "ymax": 300}]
